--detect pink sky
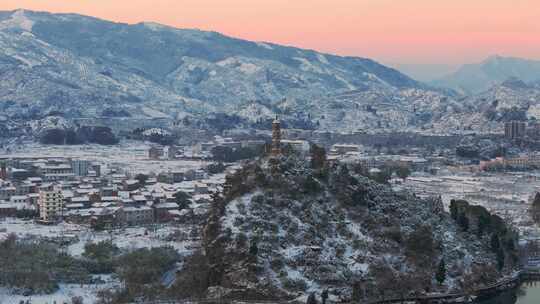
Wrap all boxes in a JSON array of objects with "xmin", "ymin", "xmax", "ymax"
[{"xmin": 1, "ymin": 0, "xmax": 539, "ymax": 64}]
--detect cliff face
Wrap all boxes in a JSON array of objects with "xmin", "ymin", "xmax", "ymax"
[{"xmin": 201, "ymin": 156, "xmax": 515, "ymax": 302}]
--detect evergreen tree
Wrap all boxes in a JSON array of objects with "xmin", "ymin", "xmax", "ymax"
[
  {"xmin": 458, "ymin": 213, "xmax": 469, "ymax": 231},
  {"xmin": 249, "ymin": 239, "xmax": 259, "ymax": 257},
  {"xmin": 449, "ymin": 200, "xmax": 458, "ymax": 221},
  {"xmin": 134, "ymin": 173, "xmax": 148, "ymax": 186},
  {"xmin": 496, "ymin": 248, "xmax": 505, "ymax": 271},
  {"xmin": 395, "ymin": 165, "xmax": 411, "ymax": 180},
  {"xmin": 490, "ymin": 234, "xmax": 500, "ymax": 252},
  {"xmin": 310, "ymin": 144, "xmax": 326, "ymax": 170},
  {"xmin": 436, "ymin": 258, "xmax": 446, "ymax": 285},
  {"xmin": 306, "ymin": 293, "xmax": 318, "ymax": 304},
  {"xmin": 533, "ymin": 192, "xmax": 540, "ymax": 208},
  {"xmin": 321, "ymin": 289, "xmax": 328, "ymax": 304}
]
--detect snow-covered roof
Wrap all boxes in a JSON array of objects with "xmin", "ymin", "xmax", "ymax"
[
  {"xmin": 71, "ymin": 196, "xmax": 90, "ymax": 203},
  {"xmin": 124, "ymin": 206, "xmax": 152, "ymax": 212},
  {"xmin": 10, "ymin": 195, "xmax": 28, "ymax": 201},
  {"xmin": 154, "ymin": 202, "xmax": 179, "ymax": 209}
]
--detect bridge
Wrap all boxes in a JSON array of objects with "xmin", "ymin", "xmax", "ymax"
[{"xmin": 138, "ymin": 270, "xmax": 540, "ymax": 304}]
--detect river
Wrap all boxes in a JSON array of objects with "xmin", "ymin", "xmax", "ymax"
[{"xmin": 476, "ymin": 281, "xmax": 540, "ymax": 304}]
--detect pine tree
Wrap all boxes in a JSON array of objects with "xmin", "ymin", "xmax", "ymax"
[
  {"xmin": 249, "ymin": 239, "xmax": 259, "ymax": 257},
  {"xmin": 310, "ymin": 144, "xmax": 326, "ymax": 170},
  {"xmin": 496, "ymin": 247, "xmax": 505, "ymax": 271},
  {"xmin": 436, "ymin": 258, "xmax": 446, "ymax": 285},
  {"xmin": 449, "ymin": 200, "xmax": 458, "ymax": 221},
  {"xmin": 458, "ymin": 213, "xmax": 469, "ymax": 231},
  {"xmin": 490, "ymin": 234, "xmax": 500, "ymax": 252},
  {"xmin": 306, "ymin": 293, "xmax": 318, "ymax": 304}
]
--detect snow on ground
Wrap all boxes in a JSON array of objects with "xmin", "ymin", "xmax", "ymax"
[
  {"xmin": 0, "ymin": 218, "xmax": 198, "ymax": 257},
  {"xmin": 255, "ymin": 42, "xmax": 273, "ymax": 50},
  {"xmin": 0, "ymin": 275, "xmax": 120, "ymax": 304},
  {"xmin": 221, "ymin": 191, "xmax": 260, "ymax": 234},
  {"xmin": 401, "ymin": 169, "xmax": 540, "ymax": 239},
  {"xmin": 140, "ymin": 106, "xmax": 171, "ymax": 118},
  {"xmin": 0, "ymin": 141, "xmax": 210, "ymax": 175},
  {"xmin": 316, "ymin": 54, "xmax": 329, "ymax": 65},
  {"xmin": 293, "ymin": 57, "xmax": 325, "ymax": 74},
  {"xmin": 0, "ymin": 9, "xmax": 34, "ymax": 32}
]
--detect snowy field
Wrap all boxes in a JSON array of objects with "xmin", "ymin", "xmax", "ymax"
[
  {"xmin": 0, "ymin": 275, "xmax": 120, "ymax": 304},
  {"xmin": 0, "ymin": 218, "xmax": 199, "ymax": 257},
  {"xmin": 400, "ymin": 169, "xmax": 540, "ymax": 239},
  {"xmin": 0, "ymin": 218, "xmax": 200, "ymax": 303},
  {"xmin": 0, "ymin": 141, "xmax": 210, "ymax": 175}
]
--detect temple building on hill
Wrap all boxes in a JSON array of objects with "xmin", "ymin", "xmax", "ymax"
[{"xmin": 271, "ymin": 116, "xmax": 282, "ymax": 157}]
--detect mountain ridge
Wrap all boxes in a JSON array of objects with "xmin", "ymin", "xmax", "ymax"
[{"xmin": 0, "ymin": 9, "xmax": 432, "ymax": 130}]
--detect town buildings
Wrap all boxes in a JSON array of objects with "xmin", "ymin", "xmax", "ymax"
[{"xmin": 479, "ymin": 154, "xmax": 540, "ymax": 171}]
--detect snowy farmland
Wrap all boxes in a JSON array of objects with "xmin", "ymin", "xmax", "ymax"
[
  {"xmin": 0, "ymin": 217, "xmax": 201, "ymax": 303},
  {"xmin": 0, "ymin": 218, "xmax": 200, "ymax": 257},
  {"xmin": 0, "ymin": 141, "xmax": 210, "ymax": 175},
  {"xmin": 0, "ymin": 276, "xmax": 120, "ymax": 304},
  {"xmin": 400, "ymin": 169, "xmax": 540, "ymax": 239}
]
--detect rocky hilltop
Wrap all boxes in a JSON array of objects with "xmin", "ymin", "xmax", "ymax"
[{"xmin": 195, "ymin": 152, "xmax": 518, "ymax": 302}]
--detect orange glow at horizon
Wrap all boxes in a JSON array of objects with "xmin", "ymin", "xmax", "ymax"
[{"xmin": 1, "ymin": 0, "xmax": 539, "ymax": 64}]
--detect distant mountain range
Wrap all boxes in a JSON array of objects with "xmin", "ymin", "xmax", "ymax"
[
  {"xmin": 433, "ymin": 55, "xmax": 540, "ymax": 94},
  {"xmin": 2, "ymin": 9, "xmax": 540, "ymax": 135},
  {"xmin": 0, "ymin": 9, "xmax": 426, "ymax": 121}
]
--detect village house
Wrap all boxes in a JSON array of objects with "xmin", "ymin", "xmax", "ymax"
[
  {"xmin": 153, "ymin": 202, "xmax": 180, "ymax": 222},
  {"xmin": 0, "ymin": 202, "xmax": 17, "ymax": 218},
  {"xmin": 123, "ymin": 206, "xmax": 154, "ymax": 226},
  {"xmin": 10, "ymin": 195, "xmax": 29, "ymax": 205}
]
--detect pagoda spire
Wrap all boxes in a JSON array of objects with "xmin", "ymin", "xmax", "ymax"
[{"xmin": 271, "ymin": 116, "xmax": 281, "ymax": 157}]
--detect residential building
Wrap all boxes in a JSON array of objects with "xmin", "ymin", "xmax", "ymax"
[
  {"xmin": 505, "ymin": 121, "xmax": 527, "ymax": 140},
  {"xmin": 330, "ymin": 144, "xmax": 362, "ymax": 155},
  {"xmin": 10, "ymin": 195, "xmax": 29, "ymax": 205},
  {"xmin": 149, "ymin": 146, "xmax": 164, "ymax": 160},
  {"xmin": 123, "ymin": 206, "xmax": 154, "ymax": 226},
  {"xmin": 154, "ymin": 202, "xmax": 179, "ymax": 222},
  {"xmin": 38, "ymin": 189, "xmax": 64, "ymax": 222},
  {"xmin": 0, "ymin": 162, "xmax": 7, "ymax": 180},
  {"xmin": 281, "ymin": 139, "xmax": 310, "ymax": 154},
  {"xmin": 0, "ymin": 202, "xmax": 17, "ymax": 218},
  {"xmin": 72, "ymin": 160, "xmax": 90, "ymax": 177}
]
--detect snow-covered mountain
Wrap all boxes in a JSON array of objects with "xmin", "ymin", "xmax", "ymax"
[
  {"xmin": 0, "ymin": 9, "xmax": 428, "ymax": 125},
  {"xmin": 433, "ymin": 55, "xmax": 540, "ymax": 94},
  {"xmin": 429, "ymin": 79, "xmax": 540, "ymax": 134}
]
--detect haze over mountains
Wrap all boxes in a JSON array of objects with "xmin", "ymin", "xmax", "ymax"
[
  {"xmin": 432, "ymin": 56, "xmax": 540, "ymax": 94},
  {"xmin": 1, "ymin": 9, "xmax": 539, "ymax": 135}
]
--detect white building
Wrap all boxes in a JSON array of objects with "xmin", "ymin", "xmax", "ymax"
[
  {"xmin": 38, "ymin": 189, "xmax": 64, "ymax": 222},
  {"xmin": 10, "ymin": 195, "xmax": 28, "ymax": 205},
  {"xmin": 281, "ymin": 140, "xmax": 310, "ymax": 154},
  {"xmin": 330, "ymin": 144, "xmax": 362, "ymax": 155},
  {"xmin": 72, "ymin": 160, "xmax": 90, "ymax": 177}
]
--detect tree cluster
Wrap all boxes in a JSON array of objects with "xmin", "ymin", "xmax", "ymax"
[
  {"xmin": 450, "ymin": 199, "xmax": 519, "ymax": 270},
  {"xmin": 39, "ymin": 126, "xmax": 118, "ymax": 145},
  {"xmin": 211, "ymin": 145, "xmax": 263, "ymax": 163}
]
